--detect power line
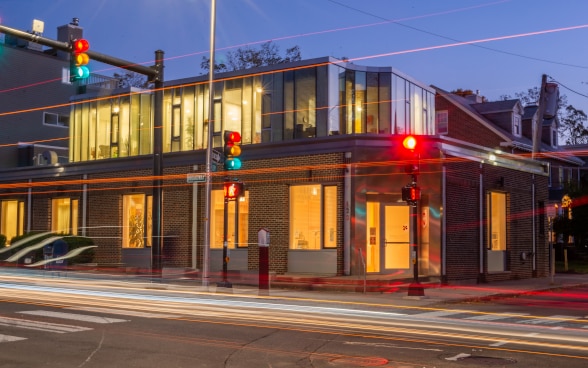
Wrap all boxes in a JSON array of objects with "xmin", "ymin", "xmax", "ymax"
[{"xmin": 326, "ymin": 0, "xmax": 588, "ymax": 70}]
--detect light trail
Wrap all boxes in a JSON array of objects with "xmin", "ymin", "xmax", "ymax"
[
  {"xmin": 1, "ymin": 274, "xmax": 587, "ymax": 358},
  {"xmin": 349, "ymin": 24, "xmax": 588, "ymax": 63}
]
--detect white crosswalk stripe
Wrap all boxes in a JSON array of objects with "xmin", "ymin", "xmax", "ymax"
[
  {"xmin": 68, "ymin": 306, "xmax": 181, "ymax": 319},
  {"xmin": 19, "ymin": 310, "xmax": 128, "ymax": 324},
  {"xmin": 0, "ymin": 316, "xmax": 92, "ymax": 333},
  {"xmin": 466, "ymin": 313, "xmax": 529, "ymax": 321},
  {"xmin": 0, "ymin": 334, "xmax": 27, "ymax": 343},
  {"xmin": 517, "ymin": 315, "xmax": 577, "ymax": 325}
]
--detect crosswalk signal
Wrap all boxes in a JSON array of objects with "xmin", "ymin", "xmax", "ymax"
[
  {"xmin": 402, "ymin": 185, "xmax": 420, "ymax": 206},
  {"xmin": 224, "ymin": 131, "xmax": 242, "ymax": 170},
  {"xmin": 70, "ymin": 38, "xmax": 90, "ymax": 82},
  {"xmin": 224, "ymin": 182, "xmax": 244, "ymax": 200}
]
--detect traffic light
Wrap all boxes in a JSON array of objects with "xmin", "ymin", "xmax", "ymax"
[
  {"xmin": 402, "ymin": 135, "xmax": 417, "ymax": 151},
  {"xmin": 401, "ymin": 135, "xmax": 419, "ymax": 175},
  {"xmin": 224, "ymin": 182, "xmax": 244, "ymax": 200},
  {"xmin": 223, "ymin": 131, "xmax": 242, "ymax": 170},
  {"xmin": 402, "ymin": 185, "xmax": 420, "ymax": 205},
  {"xmin": 70, "ymin": 38, "xmax": 90, "ymax": 82}
]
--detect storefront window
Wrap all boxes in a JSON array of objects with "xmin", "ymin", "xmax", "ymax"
[
  {"xmin": 487, "ymin": 191, "xmax": 506, "ymax": 251},
  {"xmin": 1, "ymin": 200, "xmax": 25, "ymax": 245},
  {"xmin": 211, "ymin": 189, "xmax": 249, "ymax": 249},
  {"xmin": 51, "ymin": 198, "xmax": 78, "ymax": 235},
  {"xmin": 122, "ymin": 194, "xmax": 152, "ymax": 248},
  {"xmin": 290, "ymin": 184, "xmax": 337, "ymax": 250}
]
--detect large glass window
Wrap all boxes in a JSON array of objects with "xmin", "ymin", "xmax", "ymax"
[
  {"xmin": 211, "ymin": 190, "xmax": 249, "ymax": 249},
  {"xmin": 290, "ymin": 184, "xmax": 338, "ymax": 250},
  {"xmin": 1, "ymin": 200, "xmax": 25, "ymax": 245},
  {"xmin": 122, "ymin": 194, "xmax": 152, "ymax": 248},
  {"xmin": 51, "ymin": 198, "xmax": 78, "ymax": 235},
  {"xmin": 487, "ymin": 192, "xmax": 506, "ymax": 251}
]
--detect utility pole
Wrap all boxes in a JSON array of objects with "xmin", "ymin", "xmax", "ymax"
[{"xmin": 0, "ymin": 23, "xmax": 164, "ymax": 277}]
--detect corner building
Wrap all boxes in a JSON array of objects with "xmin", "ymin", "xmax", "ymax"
[{"xmin": 2, "ymin": 57, "xmax": 549, "ymax": 284}]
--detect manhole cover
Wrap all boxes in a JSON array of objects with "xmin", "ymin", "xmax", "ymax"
[{"xmin": 330, "ymin": 356, "xmax": 389, "ymax": 367}]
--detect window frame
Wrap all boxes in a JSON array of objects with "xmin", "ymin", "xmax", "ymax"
[
  {"xmin": 289, "ymin": 184, "xmax": 338, "ymax": 250},
  {"xmin": 51, "ymin": 198, "xmax": 78, "ymax": 235},
  {"xmin": 122, "ymin": 193, "xmax": 152, "ymax": 248},
  {"xmin": 487, "ymin": 191, "xmax": 507, "ymax": 251}
]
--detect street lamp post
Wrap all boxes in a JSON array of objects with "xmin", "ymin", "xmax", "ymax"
[{"xmin": 202, "ymin": 0, "xmax": 217, "ymax": 287}]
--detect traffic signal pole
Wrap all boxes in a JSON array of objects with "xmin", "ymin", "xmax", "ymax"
[
  {"xmin": 0, "ymin": 23, "xmax": 165, "ymax": 277},
  {"xmin": 401, "ymin": 136, "xmax": 424, "ymax": 297}
]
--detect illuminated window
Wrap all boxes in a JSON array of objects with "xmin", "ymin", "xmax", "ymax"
[
  {"xmin": 211, "ymin": 189, "xmax": 249, "ymax": 249},
  {"xmin": 1, "ymin": 200, "xmax": 25, "ymax": 245},
  {"xmin": 51, "ymin": 198, "xmax": 78, "ymax": 235},
  {"xmin": 122, "ymin": 194, "xmax": 152, "ymax": 248},
  {"xmin": 487, "ymin": 191, "xmax": 506, "ymax": 251},
  {"xmin": 290, "ymin": 185, "xmax": 338, "ymax": 250}
]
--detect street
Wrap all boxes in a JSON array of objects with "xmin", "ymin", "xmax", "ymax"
[{"xmin": 0, "ymin": 272, "xmax": 587, "ymax": 367}]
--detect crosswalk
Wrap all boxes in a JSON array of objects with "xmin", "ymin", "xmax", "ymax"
[
  {"xmin": 410, "ymin": 309, "xmax": 588, "ymax": 329},
  {"xmin": 0, "ymin": 308, "xmax": 171, "ymax": 344}
]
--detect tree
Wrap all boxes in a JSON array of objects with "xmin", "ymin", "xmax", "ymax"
[
  {"xmin": 200, "ymin": 41, "xmax": 301, "ymax": 73},
  {"xmin": 559, "ymin": 105, "xmax": 588, "ymax": 145},
  {"xmin": 113, "ymin": 71, "xmax": 151, "ymax": 89}
]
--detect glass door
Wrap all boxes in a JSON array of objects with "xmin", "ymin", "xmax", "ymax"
[{"xmin": 382, "ymin": 205, "xmax": 411, "ymax": 272}]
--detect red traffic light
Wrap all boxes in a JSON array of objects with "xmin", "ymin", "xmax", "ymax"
[
  {"xmin": 73, "ymin": 39, "xmax": 90, "ymax": 53},
  {"xmin": 224, "ymin": 182, "xmax": 244, "ymax": 200},
  {"xmin": 224, "ymin": 131, "xmax": 241, "ymax": 143},
  {"xmin": 402, "ymin": 135, "xmax": 417, "ymax": 151}
]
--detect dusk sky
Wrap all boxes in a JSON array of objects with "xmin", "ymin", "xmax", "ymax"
[{"xmin": 1, "ymin": 0, "xmax": 587, "ymax": 112}]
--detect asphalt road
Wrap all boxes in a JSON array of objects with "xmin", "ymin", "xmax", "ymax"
[{"xmin": 0, "ymin": 274, "xmax": 587, "ymax": 368}]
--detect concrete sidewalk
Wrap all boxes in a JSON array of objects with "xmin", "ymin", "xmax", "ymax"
[{"xmin": 223, "ymin": 273, "xmax": 588, "ymax": 306}]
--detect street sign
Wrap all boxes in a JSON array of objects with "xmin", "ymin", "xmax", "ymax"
[
  {"xmin": 186, "ymin": 173, "xmax": 206, "ymax": 183},
  {"xmin": 212, "ymin": 149, "xmax": 222, "ymax": 164}
]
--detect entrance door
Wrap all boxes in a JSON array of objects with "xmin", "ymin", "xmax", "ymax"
[{"xmin": 382, "ymin": 205, "xmax": 411, "ymax": 272}]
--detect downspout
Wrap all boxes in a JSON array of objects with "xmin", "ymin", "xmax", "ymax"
[
  {"xmin": 441, "ymin": 156, "xmax": 447, "ymax": 282},
  {"xmin": 479, "ymin": 163, "xmax": 484, "ymax": 277},
  {"xmin": 344, "ymin": 151, "xmax": 352, "ymax": 275},
  {"xmin": 82, "ymin": 174, "xmax": 88, "ymax": 236},
  {"xmin": 27, "ymin": 179, "xmax": 32, "ymax": 232},
  {"xmin": 192, "ymin": 165, "xmax": 199, "ymax": 270},
  {"xmin": 532, "ymin": 174, "xmax": 536, "ymax": 274}
]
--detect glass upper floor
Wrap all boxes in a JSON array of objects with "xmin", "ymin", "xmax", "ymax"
[{"xmin": 69, "ymin": 57, "xmax": 436, "ymax": 162}]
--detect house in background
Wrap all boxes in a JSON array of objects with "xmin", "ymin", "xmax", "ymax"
[{"xmin": 435, "ymin": 87, "xmax": 583, "ymax": 280}]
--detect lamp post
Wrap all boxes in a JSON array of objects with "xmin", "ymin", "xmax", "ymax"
[{"xmin": 202, "ymin": 0, "xmax": 217, "ymax": 287}]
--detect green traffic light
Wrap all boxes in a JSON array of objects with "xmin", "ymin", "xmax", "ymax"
[{"xmin": 224, "ymin": 158, "xmax": 242, "ymax": 170}]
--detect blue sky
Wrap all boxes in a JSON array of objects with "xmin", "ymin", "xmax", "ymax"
[{"xmin": 1, "ymin": 0, "xmax": 587, "ymax": 111}]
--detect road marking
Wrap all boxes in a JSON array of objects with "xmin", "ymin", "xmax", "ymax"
[
  {"xmin": 467, "ymin": 313, "xmax": 528, "ymax": 321},
  {"xmin": 0, "ymin": 334, "xmax": 27, "ymax": 343},
  {"xmin": 489, "ymin": 341, "xmax": 508, "ymax": 347},
  {"xmin": 446, "ymin": 353, "xmax": 470, "ymax": 361},
  {"xmin": 0, "ymin": 316, "xmax": 91, "ymax": 333},
  {"xmin": 414, "ymin": 310, "xmax": 463, "ymax": 318},
  {"xmin": 68, "ymin": 306, "xmax": 182, "ymax": 319},
  {"xmin": 518, "ymin": 315, "xmax": 576, "ymax": 325},
  {"xmin": 19, "ymin": 310, "xmax": 127, "ymax": 324}
]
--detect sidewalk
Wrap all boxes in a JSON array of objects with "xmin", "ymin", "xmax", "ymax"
[{"xmin": 223, "ymin": 273, "xmax": 588, "ymax": 307}]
